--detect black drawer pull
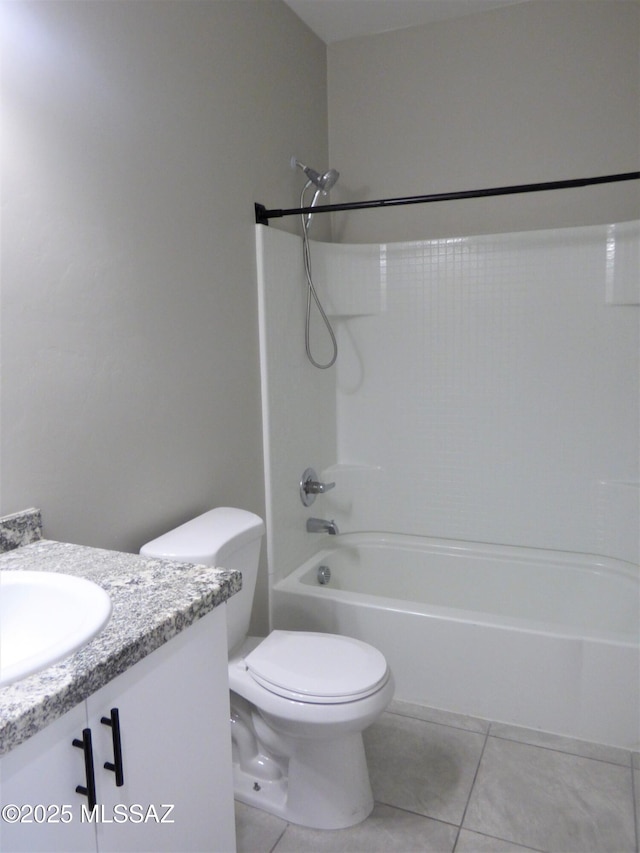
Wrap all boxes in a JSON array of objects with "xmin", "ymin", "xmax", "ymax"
[
  {"xmin": 73, "ymin": 728, "xmax": 97, "ymax": 809},
  {"xmin": 101, "ymin": 707, "xmax": 124, "ymax": 786}
]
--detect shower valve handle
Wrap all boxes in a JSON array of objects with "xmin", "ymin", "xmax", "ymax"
[
  {"xmin": 306, "ymin": 479, "xmax": 335, "ymax": 495},
  {"xmin": 300, "ymin": 468, "xmax": 335, "ymax": 506}
]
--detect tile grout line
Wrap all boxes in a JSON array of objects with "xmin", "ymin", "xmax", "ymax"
[
  {"xmin": 268, "ymin": 820, "xmax": 290, "ymax": 853},
  {"xmin": 488, "ymin": 731, "xmax": 633, "ymax": 769},
  {"xmin": 387, "ymin": 707, "xmax": 489, "ymax": 737},
  {"xmin": 453, "ymin": 825, "xmax": 547, "ymax": 853},
  {"xmin": 389, "ymin": 706, "xmax": 632, "ymax": 769},
  {"xmin": 451, "ymin": 726, "xmax": 491, "ymax": 851},
  {"xmin": 372, "ymin": 798, "xmax": 460, "ymax": 830}
]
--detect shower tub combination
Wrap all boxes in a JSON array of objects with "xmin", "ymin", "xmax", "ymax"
[{"xmin": 272, "ymin": 533, "xmax": 639, "ymax": 749}]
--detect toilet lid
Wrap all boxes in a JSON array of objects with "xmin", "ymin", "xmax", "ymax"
[{"xmin": 244, "ymin": 630, "xmax": 389, "ymax": 703}]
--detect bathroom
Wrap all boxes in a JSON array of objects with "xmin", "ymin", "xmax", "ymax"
[{"xmin": 2, "ymin": 0, "xmax": 638, "ymax": 851}]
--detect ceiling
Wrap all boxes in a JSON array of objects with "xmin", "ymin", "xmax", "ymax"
[{"xmin": 281, "ymin": 0, "xmax": 529, "ymax": 44}]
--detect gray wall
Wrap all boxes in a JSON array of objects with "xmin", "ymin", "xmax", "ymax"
[
  {"xmin": 1, "ymin": 0, "xmax": 328, "ymax": 570},
  {"xmin": 328, "ymin": 1, "xmax": 640, "ymax": 243}
]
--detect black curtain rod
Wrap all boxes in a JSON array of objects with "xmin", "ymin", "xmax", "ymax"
[{"xmin": 255, "ymin": 171, "xmax": 640, "ymax": 225}]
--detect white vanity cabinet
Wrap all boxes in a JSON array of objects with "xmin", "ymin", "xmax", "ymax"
[
  {"xmin": 0, "ymin": 701, "xmax": 95, "ymax": 852},
  {"xmin": 0, "ymin": 607, "xmax": 235, "ymax": 853}
]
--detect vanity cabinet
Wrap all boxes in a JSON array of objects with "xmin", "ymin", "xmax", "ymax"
[
  {"xmin": 0, "ymin": 702, "xmax": 94, "ymax": 852},
  {"xmin": 0, "ymin": 607, "xmax": 235, "ymax": 853}
]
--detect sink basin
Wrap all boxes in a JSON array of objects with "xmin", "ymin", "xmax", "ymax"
[{"xmin": 0, "ymin": 571, "xmax": 112, "ymax": 687}]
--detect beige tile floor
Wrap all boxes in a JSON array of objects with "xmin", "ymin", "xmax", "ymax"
[{"xmin": 235, "ymin": 700, "xmax": 639, "ymax": 853}]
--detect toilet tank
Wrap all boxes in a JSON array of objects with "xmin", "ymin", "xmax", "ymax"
[{"xmin": 140, "ymin": 507, "xmax": 265, "ymax": 652}]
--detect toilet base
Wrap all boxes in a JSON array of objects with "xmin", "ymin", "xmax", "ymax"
[{"xmin": 232, "ymin": 731, "xmax": 374, "ymax": 830}]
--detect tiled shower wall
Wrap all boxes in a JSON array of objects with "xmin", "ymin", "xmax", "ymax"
[{"xmin": 256, "ymin": 222, "xmax": 639, "ymax": 585}]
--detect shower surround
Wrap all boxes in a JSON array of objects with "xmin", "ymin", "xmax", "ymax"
[{"xmin": 256, "ymin": 221, "xmax": 639, "ymax": 742}]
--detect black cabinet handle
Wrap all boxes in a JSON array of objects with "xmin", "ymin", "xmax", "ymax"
[
  {"xmin": 101, "ymin": 708, "xmax": 125, "ymax": 787},
  {"xmin": 72, "ymin": 728, "xmax": 97, "ymax": 809}
]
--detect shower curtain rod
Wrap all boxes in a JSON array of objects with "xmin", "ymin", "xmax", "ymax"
[{"xmin": 254, "ymin": 170, "xmax": 640, "ymax": 225}]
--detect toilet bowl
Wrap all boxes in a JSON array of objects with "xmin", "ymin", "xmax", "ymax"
[
  {"xmin": 229, "ymin": 631, "xmax": 394, "ymax": 828},
  {"xmin": 140, "ymin": 508, "xmax": 394, "ymax": 829}
]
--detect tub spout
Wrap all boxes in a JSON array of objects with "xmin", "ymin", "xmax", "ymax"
[{"xmin": 306, "ymin": 517, "xmax": 339, "ymax": 535}]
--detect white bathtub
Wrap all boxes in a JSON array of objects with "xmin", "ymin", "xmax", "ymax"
[{"xmin": 272, "ymin": 533, "xmax": 640, "ymax": 749}]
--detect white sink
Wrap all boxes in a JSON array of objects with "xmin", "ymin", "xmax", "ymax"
[{"xmin": 0, "ymin": 571, "xmax": 112, "ymax": 687}]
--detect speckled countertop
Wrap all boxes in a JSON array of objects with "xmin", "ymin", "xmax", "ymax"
[{"xmin": 0, "ymin": 509, "xmax": 241, "ymax": 755}]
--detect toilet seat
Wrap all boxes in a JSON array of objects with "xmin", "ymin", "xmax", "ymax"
[{"xmin": 244, "ymin": 630, "xmax": 389, "ymax": 704}]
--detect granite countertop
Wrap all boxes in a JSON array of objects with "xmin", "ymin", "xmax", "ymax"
[{"xmin": 0, "ymin": 510, "xmax": 242, "ymax": 755}]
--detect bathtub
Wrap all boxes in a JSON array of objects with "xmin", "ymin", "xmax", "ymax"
[{"xmin": 272, "ymin": 533, "xmax": 640, "ymax": 749}]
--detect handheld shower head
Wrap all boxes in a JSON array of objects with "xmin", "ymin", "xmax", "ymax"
[
  {"xmin": 292, "ymin": 157, "xmax": 340, "ymax": 195},
  {"xmin": 320, "ymin": 168, "xmax": 339, "ymax": 193},
  {"xmin": 290, "ymin": 156, "xmax": 340, "ymax": 369},
  {"xmin": 292, "ymin": 157, "xmax": 324, "ymax": 188}
]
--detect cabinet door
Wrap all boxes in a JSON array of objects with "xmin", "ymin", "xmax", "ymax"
[
  {"xmin": 88, "ymin": 607, "xmax": 235, "ymax": 853},
  {"xmin": 0, "ymin": 702, "xmax": 97, "ymax": 853}
]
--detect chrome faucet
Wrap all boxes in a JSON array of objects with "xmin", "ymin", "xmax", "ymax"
[{"xmin": 306, "ymin": 517, "xmax": 339, "ymax": 535}]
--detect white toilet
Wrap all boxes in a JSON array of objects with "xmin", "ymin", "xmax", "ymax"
[{"xmin": 141, "ymin": 507, "xmax": 394, "ymax": 830}]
